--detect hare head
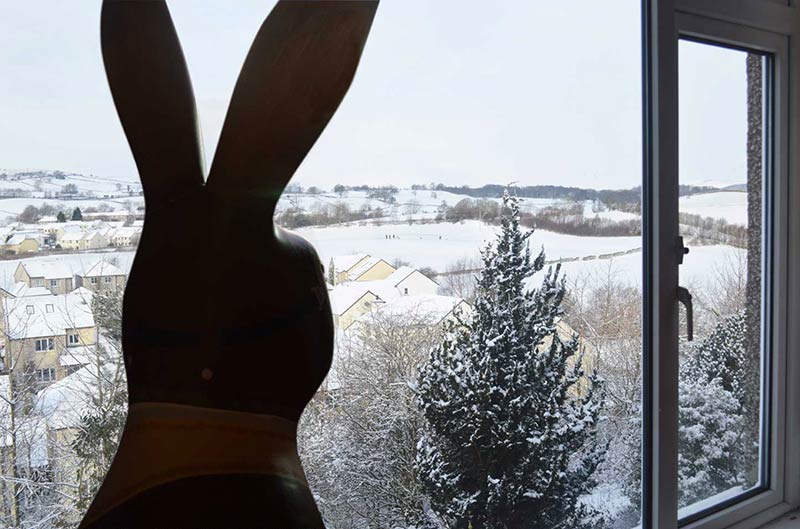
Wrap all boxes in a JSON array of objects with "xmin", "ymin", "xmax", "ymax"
[{"xmin": 101, "ymin": 0, "xmax": 378, "ymax": 419}]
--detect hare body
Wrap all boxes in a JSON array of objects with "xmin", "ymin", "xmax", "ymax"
[{"xmin": 79, "ymin": 1, "xmax": 378, "ymax": 527}]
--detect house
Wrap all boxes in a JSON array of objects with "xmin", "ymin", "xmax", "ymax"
[
  {"xmin": 330, "ymin": 253, "xmax": 370, "ymax": 284},
  {"xmin": 349, "ymin": 256, "xmax": 396, "ymax": 282},
  {"xmin": 4, "ymin": 233, "xmax": 41, "ymax": 254},
  {"xmin": 57, "ymin": 230, "xmax": 85, "ymax": 250},
  {"xmin": 0, "ymin": 288, "xmax": 96, "ymax": 387},
  {"xmin": 78, "ymin": 230, "xmax": 109, "ymax": 250},
  {"xmin": 109, "ymin": 226, "xmax": 142, "ymax": 247},
  {"xmin": 75, "ymin": 260, "xmax": 126, "ymax": 292},
  {"xmin": 57, "ymin": 229, "xmax": 109, "ymax": 251},
  {"xmin": 328, "ymin": 284, "xmax": 381, "ymax": 331},
  {"xmin": 359, "ymin": 294, "xmax": 470, "ymax": 327},
  {"xmin": 14, "ymin": 261, "xmax": 76, "ymax": 294},
  {"xmin": 378, "ymin": 266, "xmax": 438, "ymax": 297},
  {"xmin": 330, "ymin": 253, "xmax": 397, "ymax": 284},
  {"xmin": 327, "ymin": 263, "xmax": 442, "ymax": 331}
]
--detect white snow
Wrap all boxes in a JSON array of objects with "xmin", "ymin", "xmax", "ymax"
[{"xmin": 679, "ymin": 191, "xmax": 748, "ymax": 225}]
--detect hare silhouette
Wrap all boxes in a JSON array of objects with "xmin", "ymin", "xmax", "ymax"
[{"xmin": 78, "ymin": 1, "xmax": 378, "ymax": 527}]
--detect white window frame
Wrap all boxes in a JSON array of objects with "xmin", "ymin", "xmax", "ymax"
[
  {"xmin": 67, "ymin": 333, "xmax": 80, "ymax": 346},
  {"xmin": 49, "ymin": 279, "xmax": 57, "ymax": 288},
  {"xmin": 34, "ymin": 338, "xmax": 54, "ymax": 352},
  {"xmin": 90, "ymin": 277, "xmax": 98, "ymax": 284},
  {"xmin": 35, "ymin": 367, "xmax": 56, "ymax": 383},
  {"xmin": 646, "ymin": 1, "xmax": 800, "ymax": 528}
]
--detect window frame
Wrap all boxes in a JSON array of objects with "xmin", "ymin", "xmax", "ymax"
[
  {"xmin": 645, "ymin": 0, "xmax": 800, "ymax": 528},
  {"xmin": 34, "ymin": 338, "xmax": 54, "ymax": 352},
  {"xmin": 35, "ymin": 367, "xmax": 56, "ymax": 383}
]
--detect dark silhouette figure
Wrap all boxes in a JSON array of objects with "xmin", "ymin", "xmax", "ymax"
[{"xmin": 79, "ymin": 1, "xmax": 378, "ymax": 527}]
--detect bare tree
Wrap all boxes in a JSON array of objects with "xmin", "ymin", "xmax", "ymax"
[
  {"xmin": 299, "ymin": 305, "xmax": 447, "ymax": 529},
  {"xmin": 437, "ymin": 256, "xmax": 482, "ymax": 302}
]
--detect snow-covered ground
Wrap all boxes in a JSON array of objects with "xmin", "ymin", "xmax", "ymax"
[
  {"xmin": 295, "ymin": 220, "xmax": 640, "ymax": 272},
  {"xmin": 0, "ymin": 170, "xmax": 141, "ymax": 197},
  {"xmin": 679, "ymin": 191, "xmax": 748, "ymax": 225},
  {"xmin": 295, "ymin": 219, "xmax": 740, "ymax": 291},
  {"xmin": 0, "ymin": 196, "xmax": 144, "ymax": 218}
]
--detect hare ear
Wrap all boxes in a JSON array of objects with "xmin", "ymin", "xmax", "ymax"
[
  {"xmin": 205, "ymin": 0, "xmax": 378, "ymax": 204},
  {"xmin": 101, "ymin": 0, "xmax": 205, "ymax": 210}
]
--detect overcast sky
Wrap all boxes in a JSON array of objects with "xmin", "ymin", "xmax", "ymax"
[{"xmin": 0, "ymin": 1, "xmax": 747, "ymax": 190}]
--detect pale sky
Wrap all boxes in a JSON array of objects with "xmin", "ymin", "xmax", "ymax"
[{"xmin": 0, "ymin": 1, "xmax": 746, "ymax": 190}]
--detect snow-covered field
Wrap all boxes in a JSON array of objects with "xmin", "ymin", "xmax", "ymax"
[
  {"xmin": 0, "ymin": 170, "xmax": 141, "ymax": 197},
  {"xmin": 0, "ymin": 197, "xmax": 144, "ymax": 218},
  {"xmin": 295, "ymin": 219, "xmax": 741, "ymax": 290},
  {"xmin": 679, "ymin": 191, "xmax": 747, "ymax": 225},
  {"xmin": 296, "ymin": 220, "xmax": 639, "ymax": 271}
]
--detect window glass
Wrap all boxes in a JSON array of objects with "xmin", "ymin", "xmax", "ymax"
[
  {"xmin": 283, "ymin": 2, "xmax": 645, "ymax": 528},
  {"xmin": 1, "ymin": 1, "xmax": 647, "ymax": 527},
  {"xmin": 0, "ymin": 4, "xmax": 138, "ymax": 525},
  {"xmin": 677, "ymin": 39, "xmax": 769, "ymax": 518}
]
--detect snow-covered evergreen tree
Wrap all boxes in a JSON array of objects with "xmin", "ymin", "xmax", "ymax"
[
  {"xmin": 678, "ymin": 375, "xmax": 744, "ymax": 507},
  {"xmin": 416, "ymin": 192, "xmax": 606, "ymax": 529},
  {"xmin": 679, "ymin": 311, "xmax": 754, "ymax": 506},
  {"xmin": 689, "ymin": 312, "xmax": 749, "ymax": 407}
]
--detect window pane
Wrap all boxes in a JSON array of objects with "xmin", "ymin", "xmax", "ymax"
[
  {"xmin": 289, "ymin": 2, "xmax": 645, "ymax": 528},
  {"xmin": 677, "ymin": 39, "xmax": 768, "ymax": 518}
]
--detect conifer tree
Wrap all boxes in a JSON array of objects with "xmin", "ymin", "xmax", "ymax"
[
  {"xmin": 416, "ymin": 192, "xmax": 606, "ymax": 529},
  {"xmin": 71, "ymin": 207, "xmax": 83, "ymax": 221},
  {"xmin": 57, "ymin": 211, "xmax": 67, "ymax": 223},
  {"xmin": 328, "ymin": 257, "xmax": 336, "ymax": 286}
]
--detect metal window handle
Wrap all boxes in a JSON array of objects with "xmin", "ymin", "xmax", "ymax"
[{"xmin": 677, "ymin": 286, "xmax": 694, "ymax": 341}]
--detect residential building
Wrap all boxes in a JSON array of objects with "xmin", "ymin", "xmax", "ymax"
[
  {"xmin": 108, "ymin": 226, "xmax": 142, "ymax": 247},
  {"xmin": 75, "ymin": 260, "xmax": 127, "ymax": 292},
  {"xmin": 328, "ymin": 284, "xmax": 381, "ymax": 331},
  {"xmin": 4, "ymin": 234, "xmax": 41, "ymax": 254},
  {"xmin": 0, "ymin": 288, "xmax": 96, "ymax": 387},
  {"xmin": 14, "ymin": 261, "xmax": 75, "ymax": 294},
  {"xmin": 349, "ymin": 256, "xmax": 396, "ymax": 282}
]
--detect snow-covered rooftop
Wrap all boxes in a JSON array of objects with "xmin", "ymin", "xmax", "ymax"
[
  {"xmin": 365, "ymin": 294, "xmax": 466, "ymax": 324},
  {"xmin": 18, "ymin": 259, "xmax": 75, "ymax": 280},
  {"xmin": 348, "ymin": 256, "xmax": 390, "ymax": 280},
  {"xmin": 81, "ymin": 259, "xmax": 124, "ymax": 278},
  {"xmin": 6, "ymin": 233, "xmax": 40, "ymax": 245},
  {"xmin": 2, "ymin": 288, "xmax": 95, "ymax": 339},
  {"xmin": 6, "ymin": 282, "xmax": 52, "ymax": 298},
  {"xmin": 328, "ymin": 284, "xmax": 381, "ymax": 316},
  {"xmin": 332, "ymin": 253, "xmax": 368, "ymax": 273}
]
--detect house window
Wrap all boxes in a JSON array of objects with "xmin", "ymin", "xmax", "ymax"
[
  {"xmin": 67, "ymin": 334, "xmax": 80, "ymax": 346},
  {"xmin": 45, "ymin": 304, "xmax": 54, "ymax": 313},
  {"xmin": 35, "ymin": 367, "xmax": 56, "ymax": 383},
  {"xmin": 104, "ymin": 276, "xmax": 112, "ymax": 284},
  {"xmin": 49, "ymin": 279, "xmax": 57, "ymax": 288},
  {"xmin": 90, "ymin": 277, "xmax": 98, "ymax": 284},
  {"xmin": 33, "ymin": 279, "xmax": 42, "ymax": 287},
  {"xmin": 403, "ymin": 287, "xmax": 408, "ymax": 295},
  {"xmin": 25, "ymin": 305, "xmax": 34, "ymax": 315},
  {"xmin": 34, "ymin": 338, "xmax": 54, "ymax": 352}
]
